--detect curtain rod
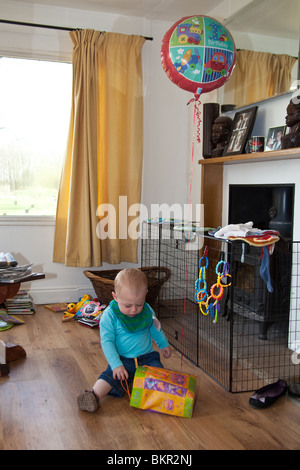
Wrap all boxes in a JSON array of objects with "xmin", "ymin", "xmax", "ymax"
[
  {"xmin": 237, "ymin": 48, "xmax": 298, "ymax": 60},
  {"xmin": 0, "ymin": 18, "xmax": 153, "ymax": 41}
]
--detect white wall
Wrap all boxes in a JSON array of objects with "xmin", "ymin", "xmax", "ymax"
[
  {"xmin": 141, "ymin": 20, "xmax": 191, "ymax": 211},
  {"xmin": 0, "ymin": 1, "xmax": 193, "ymax": 303}
]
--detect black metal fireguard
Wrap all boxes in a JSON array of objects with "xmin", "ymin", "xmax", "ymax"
[{"xmin": 141, "ymin": 222, "xmax": 300, "ymax": 392}]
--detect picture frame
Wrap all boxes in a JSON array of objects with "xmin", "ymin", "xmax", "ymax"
[
  {"xmin": 224, "ymin": 106, "xmax": 258, "ymax": 156},
  {"xmin": 265, "ymin": 125, "xmax": 287, "ymax": 151}
]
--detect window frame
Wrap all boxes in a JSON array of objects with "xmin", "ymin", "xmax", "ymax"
[
  {"xmin": 0, "ymin": 215, "xmax": 56, "ymax": 226},
  {"xmin": 0, "ymin": 24, "xmax": 73, "ymax": 224}
]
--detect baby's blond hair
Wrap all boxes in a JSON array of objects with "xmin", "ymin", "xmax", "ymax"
[{"xmin": 114, "ymin": 268, "xmax": 148, "ymax": 296}]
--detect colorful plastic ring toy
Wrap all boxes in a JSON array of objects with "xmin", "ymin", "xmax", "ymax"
[
  {"xmin": 199, "ymin": 256, "xmax": 209, "ymax": 270},
  {"xmin": 195, "ymin": 279, "xmax": 207, "ymax": 292},
  {"xmin": 210, "ymin": 283, "xmax": 224, "ymax": 300},
  {"xmin": 221, "ymin": 273, "xmax": 232, "ymax": 287},
  {"xmin": 199, "ymin": 302, "xmax": 209, "ymax": 316},
  {"xmin": 195, "ymin": 289, "xmax": 207, "ymax": 303}
]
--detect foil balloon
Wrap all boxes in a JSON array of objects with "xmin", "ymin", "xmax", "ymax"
[{"xmin": 161, "ymin": 15, "xmax": 236, "ymax": 99}]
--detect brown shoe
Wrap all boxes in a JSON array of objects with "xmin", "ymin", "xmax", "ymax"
[{"xmin": 77, "ymin": 390, "xmax": 99, "ymax": 412}]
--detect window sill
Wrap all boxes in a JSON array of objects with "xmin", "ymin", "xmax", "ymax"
[{"xmin": 0, "ymin": 216, "xmax": 56, "ymax": 226}]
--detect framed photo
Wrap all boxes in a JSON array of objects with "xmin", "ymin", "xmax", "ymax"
[
  {"xmin": 265, "ymin": 126, "xmax": 286, "ymax": 151},
  {"xmin": 224, "ymin": 106, "xmax": 258, "ymax": 156}
]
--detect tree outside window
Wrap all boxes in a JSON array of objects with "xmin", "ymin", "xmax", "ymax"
[{"xmin": 0, "ymin": 57, "xmax": 72, "ymax": 215}]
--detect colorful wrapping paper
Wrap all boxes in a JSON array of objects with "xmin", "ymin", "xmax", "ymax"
[{"xmin": 130, "ymin": 366, "xmax": 197, "ymax": 418}]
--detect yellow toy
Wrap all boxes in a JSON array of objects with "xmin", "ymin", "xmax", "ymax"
[
  {"xmin": 62, "ymin": 295, "xmax": 92, "ymax": 322},
  {"xmin": 67, "ymin": 295, "xmax": 91, "ymax": 313}
]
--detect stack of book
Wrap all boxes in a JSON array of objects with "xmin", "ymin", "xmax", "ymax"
[{"xmin": 4, "ymin": 289, "xmax": 36, "ymax": 315}]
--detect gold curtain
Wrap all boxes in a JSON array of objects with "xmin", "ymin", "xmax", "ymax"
[
  {"xmin": 53, "ymin": 30, "xmax": 145, "ymax": 267},
  {"xmin": 223, "ymin": 50, "xmax": 297, "ymax": 108},
  {"xmin": 97, "ymin": 33, "xmax": 145, "ymax": 265}
]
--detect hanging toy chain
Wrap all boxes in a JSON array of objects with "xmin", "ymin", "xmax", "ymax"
[
  {"xmin": 194, "ymin": 246, "xmax": 209, "ymax": 304},
  {"xmin": 195, "ymin": 251, "xmax": 231, "ymax": 324}
]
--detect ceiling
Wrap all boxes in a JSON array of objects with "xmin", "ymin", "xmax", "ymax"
[
  {"xmin": 6, "ymin": 0, "xmax": 300, "ymax": 40},
  {"xmin": 224, "ymin": 0, "xmax": 300, "ymax": 40},
  {"xmin": 10, "ymin": 0, "xmax": 224, "ymax": 21}
]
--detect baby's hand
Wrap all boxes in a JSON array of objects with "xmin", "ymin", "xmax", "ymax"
[
  {"xmin": 113, "ymin": 365, "xmax": 129, "ymax": 381},
  {"xmin": 161, "ymin": 346, "xmax": 171, "ymax": 359}
]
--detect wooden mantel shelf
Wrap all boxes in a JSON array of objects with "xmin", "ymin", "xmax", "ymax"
[
  {"xmin": 198, "ymin": 148, "xmax": 300, "ymax": 166},
  {"xmin": 199, "ymin": 147, "xmax": 300, "ymax": 230}
]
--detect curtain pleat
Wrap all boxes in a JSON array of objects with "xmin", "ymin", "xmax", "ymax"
[
  {"xmin": 53, "ymin": 30, "xmax": 145, "ymax": 267},
  {"xmin": 97, "ymin": 33, "xmax": 145, "ymax": 264}
]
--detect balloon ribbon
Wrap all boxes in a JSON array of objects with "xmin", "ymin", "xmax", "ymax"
[{"xmin": 181, "ymin": 95, "xmax": 201, "ymax": 367}]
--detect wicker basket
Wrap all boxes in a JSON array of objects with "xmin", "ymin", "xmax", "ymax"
[{"xmin": 84, "ymin": 267, "xmax": 171, "ymax": 307}]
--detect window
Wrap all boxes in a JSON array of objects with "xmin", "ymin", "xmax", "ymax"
[{"xmin": 0, "ymin": 57, "xmax": 72, "ymax": 216}]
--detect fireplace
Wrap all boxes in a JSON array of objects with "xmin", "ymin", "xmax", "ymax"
[
  {"xmin": 228, "ymin": 184, "xmax": 295, "ymax": 239},
  {"xmin": 228, "ymin": 184, "xmax": 295, "ymax": 339}
]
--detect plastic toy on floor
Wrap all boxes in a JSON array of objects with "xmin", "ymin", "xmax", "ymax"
[
  {"xmin": 62, "ymin": 295, "xmax": 105, "ymax": 327},
  {"xmin": 76, "ymin": 300, "xmax": 104, "ymax": 327},
  {"xmin": 68, "ymin": 294, "xmax": 92, "ymax": 313},
  {"xmin": 129, "ymin": 365, "xmax": 197, "ymax": 418},
  {"xmin": 62, "ymin": 294, "xmax": 92, "ymax": 321}
]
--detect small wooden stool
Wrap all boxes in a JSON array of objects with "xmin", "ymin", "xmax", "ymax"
[{"xmin": 0, "ymin": 340, "xmax": 26, "ymax": 376}]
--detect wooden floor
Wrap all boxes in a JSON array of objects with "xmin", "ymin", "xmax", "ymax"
[{"xmin": 1, "ymin": 305, "xmax": 300, "ymax": 451}]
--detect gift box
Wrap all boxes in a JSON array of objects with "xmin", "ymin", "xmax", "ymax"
[{"xmin": 130, "ymin": 366, "xmax": 197, "ymax": 418}]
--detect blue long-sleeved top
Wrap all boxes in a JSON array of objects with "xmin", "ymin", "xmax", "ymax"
[{"xmin": 100, "ymin": 301, "xmax": 169, "ymax": 370}]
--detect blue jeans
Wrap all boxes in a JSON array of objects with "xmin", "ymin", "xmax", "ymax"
[{"xmin": 99, "ymin": 350, "xmax": 163, "ymax": 398}]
